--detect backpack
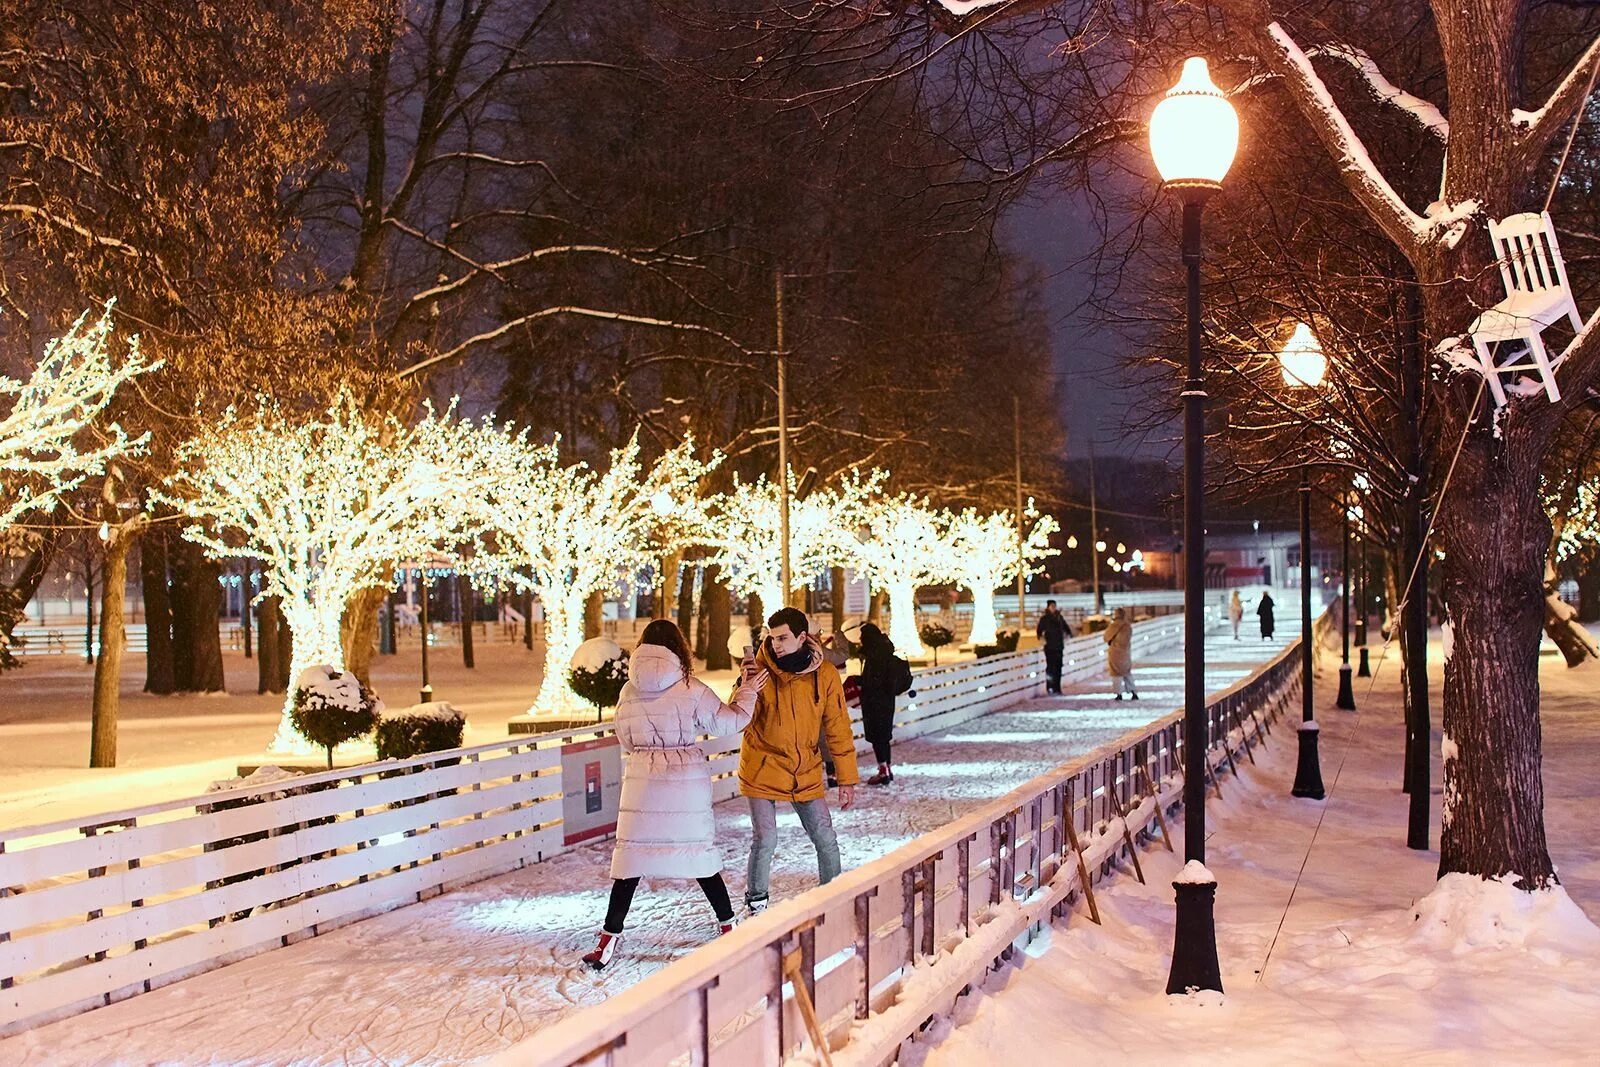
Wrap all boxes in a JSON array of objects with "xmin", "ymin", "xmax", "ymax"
[{"xmin": 888, "ymin": 655, "xmax": 914, "ymax": 696}]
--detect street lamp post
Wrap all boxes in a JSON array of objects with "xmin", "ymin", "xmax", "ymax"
[
  {"xmin": 417, "ymin": 563, "xmax": 434, "ymax": 704},
  {"xmin": 1336, "ymin": 490, "xmax": 1357, "ymax": 709},
  {"xmin": 1280, "ymin": 324, "xmax": 1327, "ymax": 800},
  {"xmin": 1149, "ymin": 55, "xmax": 1237, "ymax": 997}
]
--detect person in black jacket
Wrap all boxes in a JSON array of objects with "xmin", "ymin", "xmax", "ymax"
[
  {"xmin": 857, "ymin": 623, "xmax": 899, "ymax": 785},
  {"xmin": 1035, "ymin": 599, "xmax": 1073, "ymax": 694},
  {"xmin": 1257, "ymin": 589, "xmax": 1277, "ymax": 639}
]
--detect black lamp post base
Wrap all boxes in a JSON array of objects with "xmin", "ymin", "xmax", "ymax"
[
  {"xmin": 1357, "ymin": 646, "xmax": 1371, "ymax": 677},
  {"xmin": 1291, "ymin": 721, "xmax": 1325, "ymax": 799},
  {"xmin": 1335, "ymin": 664, "xmax": 1357, "ymax": 709},
  {"xmin": 1166, "ymin": 877, "xmax": 1223, "ymax": 995},
  {"xmin": 420, "ymin": 683, "xmax": 435, "ymax": 704}
]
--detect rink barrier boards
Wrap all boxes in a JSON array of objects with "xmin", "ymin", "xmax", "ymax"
[
  {"xmin": 503, "ymin": 617, "xmax": 1319, "ymax": 1067},
  {"xmin": 0, "ymin": 615, "xmax": 1190, "ymax": 1036}
]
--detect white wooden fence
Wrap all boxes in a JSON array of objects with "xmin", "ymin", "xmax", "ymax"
[
  {"xmin": 499, "ymin": 625, "xmax": 1306, "ymax": 1067},
  {"xmin": 0, "ymin": 617, "xmax": 1185, "ymax": 1037}
]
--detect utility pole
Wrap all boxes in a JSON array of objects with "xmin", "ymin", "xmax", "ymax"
[
  {"xmin": 1089, "ymin": 442, "xmax": 1102, "ymax": 614},
  {"xmin": 775, "ymin": 269, "xmax": 792, "ymax": 606},
  {"xmin": 1013, "ymin": 395, "xmax": 1027, "ymax": 631}
]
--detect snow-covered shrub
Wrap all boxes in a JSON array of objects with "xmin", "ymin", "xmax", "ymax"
[
  {"xmin": 973, "ymin": 629, "xmax": 1020, "ymax": 659},
  {"xmin": 568, "ymin": 636, "xmax": 628, "ymax": 722},
  {"xmin": 289, "ymin": 665, "xmax": 382, "ymax": 767},
  {"xmin": 375, "ymin": 702, "xmax": 466, "ymax": 760},
  {"xmin": 200, "ymin": 765, "xmax": 320, "ymax": 917}
]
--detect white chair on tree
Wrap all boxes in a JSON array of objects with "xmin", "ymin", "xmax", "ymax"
[{"xmin": 1468, "ymin": 210, "xmax": 1584, "ymax": 406}]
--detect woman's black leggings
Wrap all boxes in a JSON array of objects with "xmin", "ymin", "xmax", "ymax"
[{"xmin": 604, "ymin": 873, "xmax": 733, "ymax": 933}]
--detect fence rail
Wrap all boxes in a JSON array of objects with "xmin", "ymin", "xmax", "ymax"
[
  {"xmin": 503, "ymin": 623, "xmax": 1308, "ymax": 1067},
  {"xmin": 0, "ymin": 615, "xmax": 1187, "ymax": 1036}
]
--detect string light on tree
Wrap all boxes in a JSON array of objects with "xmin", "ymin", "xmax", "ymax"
[
  {"xmin": 845, "ymin": 492, "xmax": 958, "ymax": 657},
  {"xmin": 467, "ymin": 429, "xmax": 717, "ymax": 719},
  {"xmin": 0, "ymin": 304, "xmax": 157, "ymax": 536},
  {"xmin": 700, "ymin": 467, "xmax": 885, "ymax": 613},
  {"xmin": 944, "ymin": 502, "xmax": 1059, "ymax": 646},
  {"xmin": 154, "ymin": 396, "xmax": 489, "ymax": 753}
]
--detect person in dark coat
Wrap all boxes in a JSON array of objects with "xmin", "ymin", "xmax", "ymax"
[
  {"xmin": 857, "ymin": 623, "xmax": 899, "ymax": 785},
  {"xmin": 1257, "ymin": 590, "xmax": 1276, "ymax": 639},
  {"xmin": 1035, "ymin": 599, "xmax": 1073, "ymax": 694}
]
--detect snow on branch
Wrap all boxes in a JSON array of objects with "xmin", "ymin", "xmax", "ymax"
[
  {"xmin": 0, "ymin": 304, "xmax": 158, "ymax": 535},
  {"xmin": 1264, "ymin": 23, "xmax": 1430, "ymax": 253},
  {"xmin": 1512, "ymin": 34, "xmax": 1600, "ymax": 153},
  {"xmin": 1309, "ymin": 45, "xmax": 1448, "ymax": 141}
]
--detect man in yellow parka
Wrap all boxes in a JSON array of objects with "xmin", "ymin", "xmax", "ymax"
[{"xmin": 739, "ymin": 607, "xmax": 859, "ymax": 914}]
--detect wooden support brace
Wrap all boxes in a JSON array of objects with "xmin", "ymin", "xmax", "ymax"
[
  {"xmin": 783, "ymin": 944, "xmax": 835, "ymax": 1067},
  {"xmin": 1235, "ymin": 709, "xmax": 1257, "ymax": 765},
  {"xmin": 1060, "ymin": 815, "xmax": 1102, "ymax": 925},
  {"xmin": 1104, "ymin": 787, "xmax": 1145, "ymax": 885},
  {"xmin": 1137, "ymin": 764, "xmax": 1175, "ymax": 853}
]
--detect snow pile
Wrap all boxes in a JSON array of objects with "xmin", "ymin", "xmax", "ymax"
[
  {"xmin": 384, "ymin": 701, "xmax": 465, "ymax": 723},
  {"xmin": 205, "ymin": 764, "xmax": 302, "ymax": 795},
  {"xmin": 294, "ymin": 665, "xmax": 368, "ymax": 712},
  {"xmin": 1410, "ymin": 873, "xmax": 1600, "ymax": 955},
  {"xmin": 570, "ymin": 636, "xmax": 625, "ymax": 671}
]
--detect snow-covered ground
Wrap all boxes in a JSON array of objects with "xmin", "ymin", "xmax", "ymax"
[
  {"xmin": 0, "ymin": 623, "xmax": 1296, "ymax": 1065},
  {"xmin": 899, "ymin": 637, "xmax": 1600, "ymax": 1067}
]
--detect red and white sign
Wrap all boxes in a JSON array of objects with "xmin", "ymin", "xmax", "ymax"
[{"xmin": 561, "ymin": 736, "xmax": 622, "ymax": 845}]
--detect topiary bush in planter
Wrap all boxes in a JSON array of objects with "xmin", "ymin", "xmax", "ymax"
[
  {"xmin": 569, "ymin": 636, "xmax": 629, "ymax": 723},
  {"xmin": 375, "ymin": 702, "xmax": 467, "ymax": 760},
  {"xmin": 974, "ymin": 629, "xmax": 1021, "ymax": 658},
  {"xmin": 289, "ymin": 665, "xmax": 383, "ymax": 768},
  {"xmin": 919, "ymin": 622, "xmax": 956, "ymax": 665}
]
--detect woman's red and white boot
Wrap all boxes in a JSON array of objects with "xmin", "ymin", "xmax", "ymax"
[
  {"xmin": 718, "ymin": 917, "xmax": 737, "ymax": 937},
  {"xmin": 582, "ymin": 930, "xmax": 621, "ymax": 970}
]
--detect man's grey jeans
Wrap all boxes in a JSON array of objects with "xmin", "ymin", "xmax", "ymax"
[{"xmin": 745, "ymin": 796, "xmax": 840, "ymax": 904}]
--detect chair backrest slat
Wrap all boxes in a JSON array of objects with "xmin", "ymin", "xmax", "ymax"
[{"xmin": 1488, "ymin": 211, "xmax": 1568, "ymax": 297}]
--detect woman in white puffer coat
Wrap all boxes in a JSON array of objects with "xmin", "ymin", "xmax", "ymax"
[{"xmin": 583, "ymin": 619, "xmax": 767, "ymax": 970}]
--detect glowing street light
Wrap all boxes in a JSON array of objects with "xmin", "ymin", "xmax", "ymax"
[
  {"xmin": 1279, "ymin": 322, "xmax": 1327, "ymax": 388},
  {"xmin": 1150, "ymin": 54, "xmax": 1238, "ymax": 999}
]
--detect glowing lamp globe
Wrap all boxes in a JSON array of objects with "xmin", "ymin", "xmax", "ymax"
[
  {"xmin": 1149, "ymin": 58, "xmax": 1239, "ymax": 190},
  {"xmin": 1279, "ymin": 323, "xmax": 1327, "ymax": 388}
]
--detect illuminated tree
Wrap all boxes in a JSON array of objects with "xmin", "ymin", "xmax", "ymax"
[
  {"xmin": 155, "ymin": 397, "xmax": 487, "ymax": 753},
  {"xmin": 846, "ymin": 493, "xmax": 957, "ymax": 657},
  {"xmin": 946, "ymin": 503, "xmax": 1060, "ymax": 646},
  {"xmin": 700, "ymin": 467, "xmax": 886, "ymax": 613},
  {"xmin": 0, "ymin": 306, "xmax": 156, "ymax": 535},
  {"xmin": 469, "ymin": 430, "xmax": 717, "ymax": 718}
]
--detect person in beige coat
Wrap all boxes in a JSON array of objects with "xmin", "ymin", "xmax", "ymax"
[{"xmin": 1104, "ymin": 607, "xmax": 1138, "ymax": 701}]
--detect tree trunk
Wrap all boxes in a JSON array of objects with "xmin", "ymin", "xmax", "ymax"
[
  {"xmin": 341, "ymin": 584, "xmax": 388, "ymax": 686},
  {"xmin": 677, "ymin": 560, "xmax": 697, "ymax": 635},
  {"xmin": 699, "ymin": 579, "xmax": 717, "ymax": 659},
  {"xmin": 459, "ymin": 573, "xmax": 476, "ymax": 669},
  {"xmin": 184, "ymin": 550, "xmax": 226, "ymax": 692},
  {"xmin": 83, "ymin": 551, "xmax": 95, "ymax": 664},
  {"xmin": 257, "ymin": 595, "xmax": 282, "ymax": 694},
  {"xmin": 0, "ymin": 530, "xmax": 56, "ymax": 670},
  {"xmin": 661, "ymin": 550, "xmax": 682, "ymax": 621},
  {"xmin": 583, "ymin": 590, "xmax": 603, "ymax": 640},
  {"xmin": 1577, "ymin": 555, "xmax": 1600, "ymax": 624},
  {"xmin": 831, "ymin": 566, "xmax": 847, "ymax": 632},
  {"xmin": 703, "ymin": 564, "xmax": 732, "ymax": 670},
  {"xmin": 523, "ymin": 586, "xmax": 534, "ymax": 649},
  {"xmin": 1437, "ymin": 441, "xmax": 1557, "ymax": 888},
  {"xmin": 1401, "ymin": 498, "xmax": 1430, "ymax": 851},
  {"xmin": 168, "ymin": 538, "xmax": 196, "ymax": 690},
  {"xmin": 141, "ymin": 529, "xmax": 175, "ymax": 693},
  {"xmin": 90, "ymin": 528, "xmax": 131, "ymax": 767},
  {"xmin": 241, "ymin": 559, "xmax": 253, "ymax": 659},
  {"xmin": 868, "ymin": 589, "xmax": 885, "ymax": 626},
  {"xmin": 275, "ymin": 603, "xmax": 292, "ymax": 691}
]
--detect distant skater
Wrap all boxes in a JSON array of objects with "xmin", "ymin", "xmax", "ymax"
[
  {"xmin": 1035, "ymin": 599, "xmax": 1073, "ymax": 694},
  {"xmin": 1229, "ymin": 590, "xmax": 1244, "ymax": 640},
  {"xmin": 1103, "ymin": 607, "xmax": 1138, "ymax": 701},
  {"xmin": 1258, "ymin": 590, "xmax": 1276, "ymax": 640}
]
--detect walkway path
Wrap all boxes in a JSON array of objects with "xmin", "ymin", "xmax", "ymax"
[{"xmin": 2, "ymin": 621, "xmax": 1298, "ymax": 1066}]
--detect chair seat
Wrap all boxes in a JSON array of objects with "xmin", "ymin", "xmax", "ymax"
[{"xmin": 1469, "ymin": 289, "xmax": 1578, "ymax": 343}]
